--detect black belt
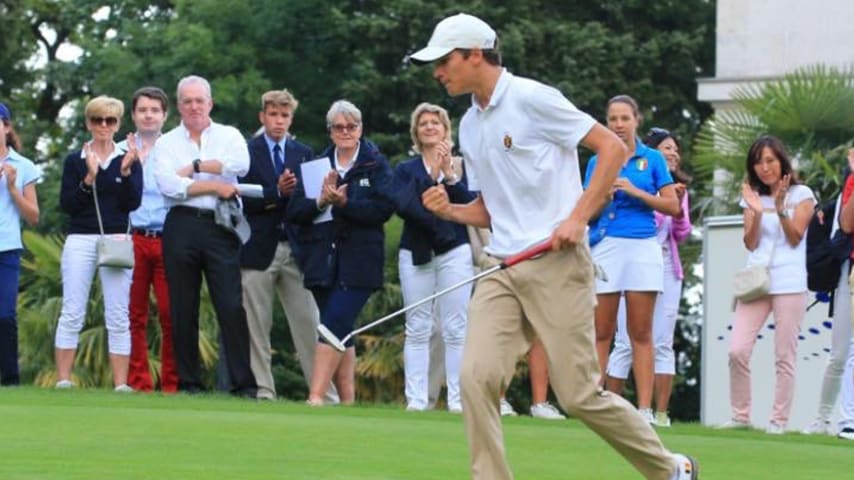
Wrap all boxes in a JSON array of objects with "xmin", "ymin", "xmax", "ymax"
[
  {"xmin": 171, "ymin": 205, "xmax": 215, "ymax": 218},
  {"xmin": 133, "ymin": 228, "xmax": 163, "ymax": 238}
]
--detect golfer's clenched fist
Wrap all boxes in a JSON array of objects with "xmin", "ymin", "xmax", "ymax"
[
  {"xmin": 550, "ymin": 215, "xmax": 586, "ymax": 251},
  {"xmin": 421, "ymin": 184, "xmax": 452, "ymax": 220}
]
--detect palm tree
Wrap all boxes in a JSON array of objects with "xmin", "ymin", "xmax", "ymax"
[{"xmin": 693, "ymin": 64, "xmax": 854, "ymax": 216}]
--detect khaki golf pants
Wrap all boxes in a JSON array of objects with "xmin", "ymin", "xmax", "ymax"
[{"xmin": 461, "ymin": 244, "xmax": 675, "ymax": 480}]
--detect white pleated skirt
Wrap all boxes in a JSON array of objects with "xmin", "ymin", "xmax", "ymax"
[{"xmin": 591, "ymin": 236, "xmax": 663, "ymax": 294}]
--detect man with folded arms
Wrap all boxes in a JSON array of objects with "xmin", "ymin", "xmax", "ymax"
[{"xmin": 153, "ymin": 75, "xmax": 256, "ymax": 397}]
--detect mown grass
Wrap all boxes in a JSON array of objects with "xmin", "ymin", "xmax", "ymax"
[{"xmin": 0, "ymin": 387, "xmax": 852, "ymax": 479}]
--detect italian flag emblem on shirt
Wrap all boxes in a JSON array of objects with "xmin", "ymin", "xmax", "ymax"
[{"xmin": 635, "ymin": 158, "xmax": 648, "ymax": 171}]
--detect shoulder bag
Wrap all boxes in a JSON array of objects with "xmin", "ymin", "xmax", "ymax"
[{"xmin": 93, "ymin": 179, "xmax": 135, "ymax": 269}]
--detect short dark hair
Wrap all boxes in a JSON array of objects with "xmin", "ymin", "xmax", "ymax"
[
  {"xmin": 459, "ymin": 37, "xmax": 502, "ymax": 66},
  {"xmin": 132, "ymin": 86, "xmax": 169, "ymax": 112},
  {"xmin": 745, "ymin": 135, "xmax": 800, "ymax": 196}
]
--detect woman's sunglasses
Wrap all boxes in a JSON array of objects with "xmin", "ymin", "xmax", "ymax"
[{"xmin": 89, "ymin": 116, "xmax": 119, "ymax": 126}]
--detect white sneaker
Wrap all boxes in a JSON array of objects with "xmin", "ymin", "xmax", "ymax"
[
  {"xmin": 448, "ymin": 404, "xmax": 463, "ymax": 414},
  {"xmin": 801, "ymin": 418, "xmax": 833, "ymax": 435},
  {"xmin": 716, "ymin": 419, "xmax": 751, "ymax": 430},
  {"xmin": 765, "ymin": 421, "xmax": 785, "ymax": 435},
  {"xmin": 655, "ymin": 411, "xmax": 672, "ymax": 427},
  {"xmin": 114, "ymin": 384, "xmax": 134, "ymax": 393},
  {"xmin": 838, "ymin": 427, "xmax": 854, "ymax": 440},
  {"xmin": 55, "ymin": 379, "xmax": 74, "ymax": 389},
  {"xmin": 672, "ymin": 453, "xmax": 699, "ymax": 480},
  {"xmin": 530, "ymin": 402, "xmax": 566, "ymax": 420},
  {"xmin": 639, "ymin": 407, "xmax": 655, "ymax": 425},
  {"xmin": 499, "ymin": 398, "xmax": 518, "ymax": 417}
]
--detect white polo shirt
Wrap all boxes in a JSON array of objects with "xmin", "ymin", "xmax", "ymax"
[
  {"xmin": 459, "ymin": 69, "xmax": 596, "ymax": 258},
  {"xmin": 152, "ymin": 121, "xmax": 249, "ymax": 211}
]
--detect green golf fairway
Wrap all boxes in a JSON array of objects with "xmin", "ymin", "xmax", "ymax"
[{"xmin": 1, "ymin": 388, "xmax": 851, "ymax": 479}]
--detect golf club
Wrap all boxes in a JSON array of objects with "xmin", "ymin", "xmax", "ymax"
[{"xmin": 317, "ymin": 239, "xmax": 555, "ymax": 352}]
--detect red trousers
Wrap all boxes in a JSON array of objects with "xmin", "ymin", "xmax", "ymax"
[{"xmin": 127, "ymin": 233, "xmax": 178, "ymax": 392}]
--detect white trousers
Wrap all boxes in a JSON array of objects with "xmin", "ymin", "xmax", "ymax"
[
  {"xmin": 55, "ymin": 234, "xmax": 132, "ymax": 355},
  {"xmin": 815, "ymin": 261, "xmax": 854, "ymax": 429},
  {"xmin": 607, "ymin": 247, "xmax": 681, "ymax": 378},
  {"xmin": 399, "ymin": 244, "xmax": 473, "ymax": 410}
]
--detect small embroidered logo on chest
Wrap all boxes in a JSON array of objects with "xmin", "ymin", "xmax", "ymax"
[
  {"xmin": 502, "ymin": 132, "xmax": 513, "ymax": 151},
  {"xmin": 635, "ymin": 158, "xmax": 648, "ymax": 171},
  {"xmin": 359, "ymin": 178, "xmax": 371, "ymax": 187},
  {"xmin": 115, "ymin": 177, "xmax": 122, "ymax": 183}
]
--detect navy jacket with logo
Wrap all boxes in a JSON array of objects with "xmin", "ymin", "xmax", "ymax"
[
  {"xmin": 286, "ymin": 140, "xmax": 395, "ymax": 290},
  {"xmin": 393, "ymin": 155, "xmax": 475, "ymax": 265}
]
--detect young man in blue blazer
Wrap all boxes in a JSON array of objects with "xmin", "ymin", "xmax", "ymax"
[{"xmin": 239, "ymin": 90, "xmax": 337, "ymax": 402}]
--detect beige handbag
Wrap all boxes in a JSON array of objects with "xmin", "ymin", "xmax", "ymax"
[
  {"xmin": 93, "ymin": 180, "xmax": 135, "ymax": 269},
  {"xmin": 732, "ymin": 264, "xmax": 771, "ymax": 303},
  {"xmin": 733, "ymin": 232, "xmax": 776, "ymax": 303}
]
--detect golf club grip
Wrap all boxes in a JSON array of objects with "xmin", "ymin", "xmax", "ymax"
[{"xmin": 500, "ymin": 241, "xmax": 553, "ymax": 268}]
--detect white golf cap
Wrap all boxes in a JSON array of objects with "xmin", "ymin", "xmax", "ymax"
[{"xmin": 409, "ymin": 13, "xmax": 497, "ymax": 64}]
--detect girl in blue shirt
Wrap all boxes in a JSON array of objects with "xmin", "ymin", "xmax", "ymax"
[
  {"xmin": 0, "ymin": 102, "xmax": 40, "ymax": 386},
  {"xmin": 584, "ymin": 95, "xmax": 680, "ymax": 423}
]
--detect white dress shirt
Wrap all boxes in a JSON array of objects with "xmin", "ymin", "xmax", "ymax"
[{"xmin": 152, "ymin": 121, "xmax": 249, "ymax": 210}]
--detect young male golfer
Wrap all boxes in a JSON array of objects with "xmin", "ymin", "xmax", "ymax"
[{"xmin": 412, "ymin": 13, "xmax": 699, "ymax": 480}]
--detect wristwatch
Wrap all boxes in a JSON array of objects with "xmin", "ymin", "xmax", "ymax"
[
  {"xmin": 192, "ymin": 159, "xmax": 201, "ymax": 173},
  {"xmin": 777, "ymin": 209, "xmax": 789, "ymax": 219}
]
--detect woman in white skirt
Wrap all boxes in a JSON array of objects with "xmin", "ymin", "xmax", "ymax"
[
  {"xmin": 393, "ymin": 103, "xmax": 475, "ymax": 412},
  {"xmin": 584, "ymin": 95, "xmax": 680, "ymax": 423},
  {"xmin": 604, "ymin": 128, "xmax": 692, "ymax": 427}
]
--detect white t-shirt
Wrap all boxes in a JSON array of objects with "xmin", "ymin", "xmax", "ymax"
[
  {"xmin": 738, "ymin": 184, "xmax": 816, "ymax": 294},
  {"xmin": 459, "ymin": 69, "xmax": 596, "ymax": 258}
]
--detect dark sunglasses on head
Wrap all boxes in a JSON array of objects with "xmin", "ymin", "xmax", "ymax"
[
  {"xmin": 89, "ymin": 116, "xmax": 119, "ymax": 126},
  {"xmin": 647, "ymin": 127, "xmax": 671, "ymax": 137}
]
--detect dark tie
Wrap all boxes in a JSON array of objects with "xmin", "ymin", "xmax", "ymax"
[
  {"xmin": 272, "ymin": 143, "xmax": 289, "ymax": 241},
  {"xmin": 273, "ymin": 144, "xmax": 284, "ymax": 176}
]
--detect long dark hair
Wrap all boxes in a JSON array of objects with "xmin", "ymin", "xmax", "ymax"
[
  {"xmin": 2, "ymin": 119, "xmax": 22, "ymax": 152},
  {"xmin": 643, "ymin": 127, "xmax": 691, "ymax": 184},
  {"xmin": 745, "ymin": 135, "xmax": 799, "ymax": 196}
]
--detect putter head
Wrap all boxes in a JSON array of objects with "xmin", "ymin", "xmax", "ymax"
[{"xmin": 317, "ymin": 324, "xmax": 346, "ymax": 352}]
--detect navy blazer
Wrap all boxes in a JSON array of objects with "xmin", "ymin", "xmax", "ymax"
[
  {"xmin": 239, "ymin": 135, "xmax": 314, "ymax": 270},
  {"xmin": 286, "ymin": 140, "xmax": 395, "ymax": 290},
  {"xmin": 393, "ymin": 156, "xmax": 475, "ymax": 265}
]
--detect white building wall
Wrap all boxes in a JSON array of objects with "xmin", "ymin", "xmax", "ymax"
[{"xmin": 698, "ymin": 0, "xmax": 854, "ymax": 109}]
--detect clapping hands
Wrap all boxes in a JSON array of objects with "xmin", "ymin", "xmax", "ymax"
[
  {"xmin": 741, "ymin": 182, "xmax": 763, "ymax": 213},
  {"xmin": 278, "ymin": 168, "xmax": 297, "ymax": 196},
  {"xmin": 319, "ymin": 170, "xmax": 347, "ymax": 208},
  {"xmin": 120, "ymin": 132, "xmax": 140, "ymax": 176},
  {"xmin": 82, "ymin": 142, "xmax": 100, "ymax": 186},
  {"xmin": 773, "ymin": 174, "xmax": 791, "ymax": 213}
]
